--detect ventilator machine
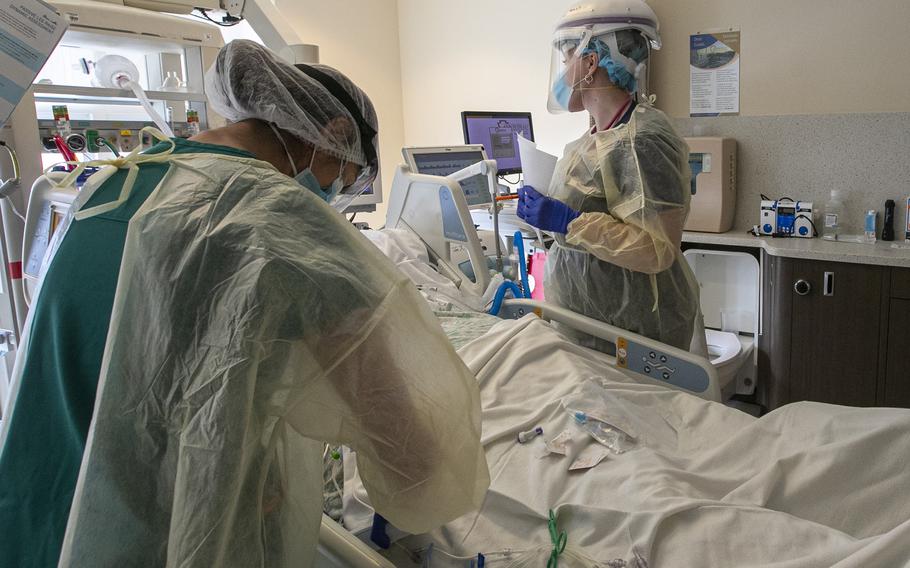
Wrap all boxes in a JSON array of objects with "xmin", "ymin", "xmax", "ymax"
[{"xmin": 389, "ymin": 149, "xmax": 505, "ymax": 297}]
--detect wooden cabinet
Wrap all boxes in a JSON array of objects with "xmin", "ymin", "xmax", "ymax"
[
  {"xmin": 788, "ymin": 258, "xmax": 884, "ymax": 406},
  {"xmin": 759, "ymin": 252, "xmax": 908, "ymax": 410},
  {"xmin": 884, "ymin": 298, "xmax": 910, "ymax": 406},
  {"xmin": 883, "ymin": 268, "xmax": 910, "ymax": 407}
]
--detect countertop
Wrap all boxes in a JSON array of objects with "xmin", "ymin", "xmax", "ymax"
[{"xmin": 682, "ymin": 230, "xmax": 910, "ymax": 268}]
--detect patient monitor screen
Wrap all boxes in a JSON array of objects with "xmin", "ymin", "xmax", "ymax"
[
  {"xmin": 412, "ymin": 151, "xmax": 491, "ymax": 207},
  {"xmin": 461, "ymin": 111, "xmax": 534, "ymax": 176}
]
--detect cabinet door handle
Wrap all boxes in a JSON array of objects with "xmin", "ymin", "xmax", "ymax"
[
  {"xmin": 823, "ymin": 272, "xmax": 834, "ymax": 296},
  {"xmin": 794, "ymin": 279, "xmax": 811, "ymax": 296}
]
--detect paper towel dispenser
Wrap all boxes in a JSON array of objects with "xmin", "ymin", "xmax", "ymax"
[{"xmin": 684, "ymin": 137, "xmax": 737, "ymax": 233}]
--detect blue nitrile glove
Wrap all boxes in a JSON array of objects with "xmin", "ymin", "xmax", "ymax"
[{"xmin": 517, "ymin": 186, "xmax": 580, "ymax": 234}]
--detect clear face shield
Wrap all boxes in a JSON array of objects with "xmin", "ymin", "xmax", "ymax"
[
  {"xmin": 547, "ymin": 28, "xmax": 596, "ymax": 114},
  {"xmin": 328, "ymin": 158, "xmax": 378, "ymax": 213},
  {"xmin": 547, "ymin": 27, "xmax": 656, "ymax": 114}
]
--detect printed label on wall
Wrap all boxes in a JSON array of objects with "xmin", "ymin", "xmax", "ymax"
[{"xmin": 690, "ymin": 29, "xmax": 741, "ymax": 117}]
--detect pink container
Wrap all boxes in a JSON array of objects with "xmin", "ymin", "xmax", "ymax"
[{"xmin": 528, "ymin": 251, "xmax": 547, "ymax": 301}]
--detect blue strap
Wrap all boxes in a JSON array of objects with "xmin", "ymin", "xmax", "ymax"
[{"xmin": 370, "ymin": 513, "xmax": 391, "ymax": 549}]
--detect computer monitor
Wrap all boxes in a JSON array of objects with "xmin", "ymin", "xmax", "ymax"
[
  {"xmin": 461, "ymin": 111, "xmax": 534, "ymax": 176},
  {"xmin": 402, "ymin": 145, "xmax": 492, "ymax": 207}
]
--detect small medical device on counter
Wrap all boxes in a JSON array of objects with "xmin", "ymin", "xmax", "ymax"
[
  {"xmin": 905, "ymin": 197, "xmax": 910, "ymax": 242},
  {"xmin": 684, "ymin": 137, "xmax": 737, "ymax": 233},
  {"xmin": 882, "ymin": 200, "xmax": 895, "ymax": 242},
  {"xmin": 759, "ymin": 199, "xmax": 815, "ymax": 237}
]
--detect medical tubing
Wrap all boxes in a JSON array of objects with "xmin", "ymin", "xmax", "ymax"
[
  {"xmin": 488, "ymin": 281, "xmax": 524, "ymax": 316},
  {"xmin": 493, "ymin": 197, "xmax": 503, "ymax": 272},
  {"xmin": 400, "ymin": 541, "xmax": 608, "ymax": 568},
  {"xmin": 328, "ymin": 448, "xmax": 343, "ymax": 496},
  {"xmin": 53, "ymin": 135, "xmax": 76, "ymax": 171},
  {"xmin": 0, "ymin": 141, "xmax": 21, "ymax": 181},
  {"xmin": 513, "ymin": 230, "xmax": 531, "ymax": 298},
  {"xmin": 123, "ymin": 79, "xmax": 175, "ymax": 138},
  {"xmin": 99, "ymin": 138, "xmax": 120, "ymax": 157},
  {"xmin": 7, "ymin": 198, "xmax": 25, "ymax": 222},
  {"xmin": 548, "ymin": 509, "xmax": 567, "ymax": 568}
]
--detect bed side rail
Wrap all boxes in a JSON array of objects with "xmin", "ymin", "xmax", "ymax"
[
  {"xmin": 316, "ymin": 515, "xmax": 396, "ymax": 568},
  {"xmin": 499, "ymin": 299, "xmax": 721, "ymax": 402}
]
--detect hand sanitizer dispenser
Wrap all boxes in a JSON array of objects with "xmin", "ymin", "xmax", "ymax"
[{"xmin": 684, "ymin": 137, "xmax": 737, "ymax": 233}]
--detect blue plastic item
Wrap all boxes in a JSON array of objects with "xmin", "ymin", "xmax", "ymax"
[
  {"xmin": 488, "ymin": 281, "xmax": 524, "ymax": 316},
  {"xmin": 370, "ymin": 513, "xmax": 391, "ymax": 549},
  {"xmin": 75, "ymin": 167, "xmax": 100, "ymax": 189},
  {"xmin": 513, "ymin": 230, "xmax": 531, "ymax": 299}
]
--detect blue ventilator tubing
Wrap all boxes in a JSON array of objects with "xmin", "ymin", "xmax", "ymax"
[
  {"xmin": 514, "ymin": 230, "xmax": 532, "ymax": 298},
  {"xmin": 488, "ymin": 281, "xmax": 524, "ymax": 316}
]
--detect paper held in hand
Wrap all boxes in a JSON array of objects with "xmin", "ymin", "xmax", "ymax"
[{"xmin": 517, "ymin": 135, "xmax": 558, "ymax": 196}]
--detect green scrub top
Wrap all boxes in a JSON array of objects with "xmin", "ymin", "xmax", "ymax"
[{"xmin": 0, "ymin": 139, "xmax": 255, "ymax": 568}]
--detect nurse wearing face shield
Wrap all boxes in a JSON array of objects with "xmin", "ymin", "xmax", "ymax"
[{"xmin": 517, "ymin": 0, "xmax": 706, "ymax": 354}]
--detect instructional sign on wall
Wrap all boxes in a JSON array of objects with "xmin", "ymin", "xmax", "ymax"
[
  {"xmin": 689, "ymin": 29, "xmax": 740, "ymax": 117},
  {"xmin": 0, "ymin": 0, "xmax": 67, "ymax": 126}
]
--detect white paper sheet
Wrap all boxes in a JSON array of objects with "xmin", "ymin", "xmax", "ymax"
[
  {"xmin": 517, "ymin": 135, "xmax": 558, "ymax": 196},
  {"xmin": 0, "ymin": 0, "xmax": 67, "ymax": 126}
]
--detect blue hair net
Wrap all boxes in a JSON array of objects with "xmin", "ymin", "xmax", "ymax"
[{"xmin": 582, "ymin": 31, "xmax": 649, "ymax": 93}]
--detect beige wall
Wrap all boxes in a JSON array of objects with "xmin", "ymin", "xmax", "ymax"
[
  {"xmin": 397, "ymin": 0, "xmax": 910, "ymax": 133},
  {"xmin": 647, "ymin": 0, "xmax": 910, "ymax": 117},
  {"xmin": 272, "ymin": 0, "xmax": 910, "ymax": 224},
  {"xmin": 397, "ymin": 0, "xmax": 590, "ymax": 158},
  {"xmin": 274, "ymin": 0, "xmax": 405, "ymax": 227}
]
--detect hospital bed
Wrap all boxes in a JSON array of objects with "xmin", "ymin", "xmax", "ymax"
[
  {"xmin": 317, "ymin": 294, "xmax": 910, "ymax": 566},
  {"xmin": 316, "ymin": 296, "xmax": 722, "ymax": 567},
  {"xmin": 314, "ymin": 165, "xmax": 910, "ymax": 567},
  {"xmin": 317, "ymin": 288, "xmax": 910, "ymax": 566},
  {"xmin": 316, "ymin": 165, "xmax": 714, "ymax": 565},
  {"xmin": 328, "ymin": 310, "xmax": 910, "ymax": 567}
]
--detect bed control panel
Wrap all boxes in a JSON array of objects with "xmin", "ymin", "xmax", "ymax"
[
  {"xmin": 616, "ymin": 337, "xmax": 710, "ymax": 395},
  {"xmin": 497, "ymin": 303, "xmax": 542, "ymax": 319}
]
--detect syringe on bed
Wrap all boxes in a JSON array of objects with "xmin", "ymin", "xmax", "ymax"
[{"xmin": 385, "ymin": 159, "xmax": 515, "ymax": 298}]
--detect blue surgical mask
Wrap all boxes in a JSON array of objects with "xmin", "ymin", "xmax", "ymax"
[
  {"xmin": 552, "ymin": 68, "xmax": 588, "ymax": 110},
  {"xmin": 269, "ymin": 122, "xmax": 344, "ymax": 203},
  {"xmin": 552, "ymin": 73, "xmax": 574, "ymax": 110},
  {"xmin": 295, "ymin": 169, "xmax": 343, "ymax": 203}
]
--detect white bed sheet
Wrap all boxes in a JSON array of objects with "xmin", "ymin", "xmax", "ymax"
[
  {"xmin": 362, "ymin": 228, "xmax": 502, "ymax": 349},
  {"xmin": 346, "ymin": 315, "xmax": 910, "ymax": 567},
  {"xmin": 362, "ymin": 229, "xmax": 501, "ymax": 311}
]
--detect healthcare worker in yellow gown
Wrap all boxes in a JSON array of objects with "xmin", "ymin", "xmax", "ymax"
[{"xmin": 518, "ymin": 0, "xmax": 706, "ymax": 354}]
